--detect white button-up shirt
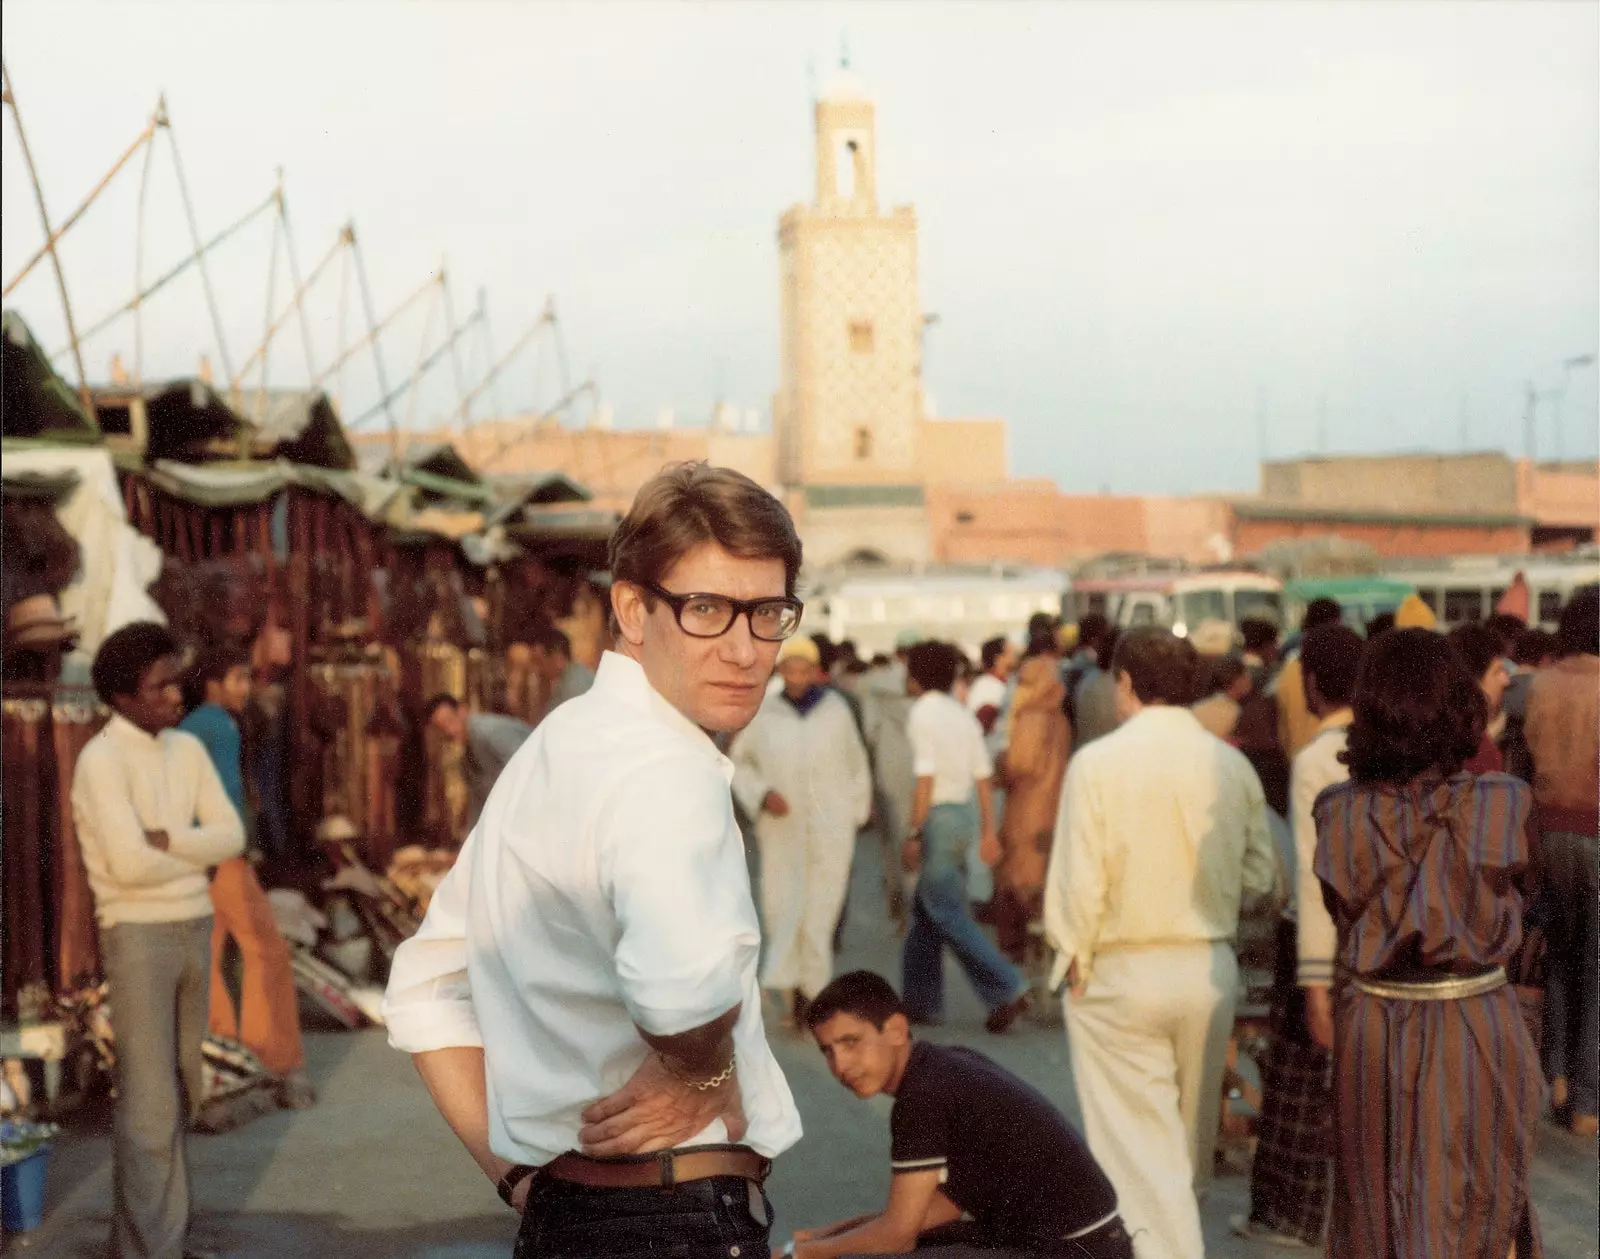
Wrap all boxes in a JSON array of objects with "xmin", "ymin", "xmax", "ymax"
[
  {"xmin": 1044, "ymin": 705, "xmax": 1279, "ymax": 984},
  {"xmin": 1292, "ymin": 710, "xmax": 1352, "ymax": 988},
  {"xmin": 382, "ymin": 652, "xmax": 802, "ymax": 1166},
  {"xmin": 71, "ymin": 713, "xmax": 245, "ymax": 927},
  {"xmin": 908, "ymin": 690, "xmax": 994, "ymax": 806}
]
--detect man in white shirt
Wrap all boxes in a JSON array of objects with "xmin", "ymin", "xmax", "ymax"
[
  {"xmin": 1232, "ymin": 624, "xmax": 1362, "ymax": 1248},
  {"xmin": 383, "ymin": 463, "xmax": 805, "ymax": 1259},
  {"xmin": 900, "ymin": 641, "xmax": 1031, "ymax": 1034},
  {"xmin": 731, "ymin": 634, "xmax": 871, "ymax": 1026},
  {"xmin": 1044, "ymin": 627, "xmax": 1278, "ymax": 1259},
  {"xmin": 966, "ymin": 636, "xmax": 1015, "ymax": 749},
  {"xmin": 72, "ymin": 622, "xmax": 246, "ymax": 1259}
]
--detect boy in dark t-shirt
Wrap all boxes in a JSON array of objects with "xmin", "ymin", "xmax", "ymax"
[{"xmin": 784, "ymin": 971, "xmax": 1131, "ymax": 1259}]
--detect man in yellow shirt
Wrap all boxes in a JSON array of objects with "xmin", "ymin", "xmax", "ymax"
[{"xmin": 1273, "ymin": 598, "xmax": 1344, "ymax": 760}]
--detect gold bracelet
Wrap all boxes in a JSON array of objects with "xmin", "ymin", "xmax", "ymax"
[{"xmin": 661, "ymin": 1053, "xmax": 736, "ymax": 1092}]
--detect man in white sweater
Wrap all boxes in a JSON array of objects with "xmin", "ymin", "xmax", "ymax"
[{"xmin": 73, "ymin": 622, "xmax": 245, "ymax": 1259}]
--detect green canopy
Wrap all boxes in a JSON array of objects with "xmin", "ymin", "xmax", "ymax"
[{"xmin": 0, "ymin": 310, "xmax": 100, "ymax": 444}]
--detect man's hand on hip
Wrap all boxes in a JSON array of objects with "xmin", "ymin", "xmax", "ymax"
[{"xmin": 578, "ymin": 1051, "xmax": 746, "ymax": 1157}]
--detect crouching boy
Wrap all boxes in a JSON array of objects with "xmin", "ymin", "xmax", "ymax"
[{"xmin": 783, "ymin": 971, "xmax": 1131, "ymax": 1258}]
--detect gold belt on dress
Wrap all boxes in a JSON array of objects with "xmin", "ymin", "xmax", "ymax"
[{"xmin": 1350, "ymin": 966, "xmax": 1506, "ymax": 1002}]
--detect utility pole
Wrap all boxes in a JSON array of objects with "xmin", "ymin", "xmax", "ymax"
[{"xmin": 1522, "ymin": 382, "xmax": 1540, "ymax": 462}]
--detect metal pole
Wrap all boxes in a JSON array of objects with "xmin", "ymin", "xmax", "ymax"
[
  {"xmin": 439, "ymin": 267, "xmax": 471, "ymax": 429},
  {"xmin": 3, "ymin": 113, "xmax": 157, "ymax": 298},
  {"xmin": 230, "ymin": 227, "xmax": 347, "ymax": 388},
  {"xmin": 2, "ymin": 60, "xmax": 94, "ymax": 415},
  {"xmin": 476, "ymin": 287, "xmax": 506, "ymax": 419},
  {"xmin": 449, "ymin": 307, "xmax": 554, "ymax": 424},
  {"xmin": 334, "ymin": 244, "xmax": 351, "ymax": 417},
  {"xmin": 132, "ymin": 96, "xmax": 162, "ymax": 395},
  {"xmin": 402, "ymin": 278, "xmax": 442, "ymax": 432},
  {"xmin": 162, "ymin": 98, "xmax": 236, "ymax": 386},
  {"xmin": 257, "ymin": 168, "xmax": 284, "ymax": 420},
  {"xmin": 277, "ymin": 172, "xmax": 319, "ymax": 382},
  {"xmin": 311, "ymin": 268, "xmax": 440, "ymax": 388},
  {"xmin": 345, "ymin": 307, "xmax": 480, "ymax": 430},
  {"xmin": 58, "ymin": 190, "xmax": 275, "ymax": 357},
  {"xmin": 349, "ymin": 224, "xmax": 400, "ymax": 459}
]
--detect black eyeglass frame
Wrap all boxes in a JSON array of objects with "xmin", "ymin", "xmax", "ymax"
[{"xmin": 638, "ymin": 581, "xmax": 805, "ymax": 642}]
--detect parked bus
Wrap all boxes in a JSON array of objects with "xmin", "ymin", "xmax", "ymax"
[
  {"xmin": 1379, "ymin": 551, "xmax": 1600, "ymax": 629},
  {"xmin": 1071, "ymin": 570, "xmax": 1283, "ymax": 647},
  {"xmin": 1282, "ymin": 576, "xmax": 1417, "ymax": 635}
]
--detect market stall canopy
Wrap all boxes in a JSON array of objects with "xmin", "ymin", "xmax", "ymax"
[
  {"xmin": 506, "ymin": 502, "xmax": 621, "ymax": 570},
  {"xmin": 230, "ymin": 388, "xmax": 356, "ymax": 471},
  {"xmin": 133, "ymin": 457, "xmax": 405, "ymax": 519},
  {"xmin": 92, "ymin": 378, "xmax": 248, "ymax": 464},
  {"xmin": 482, "ymin": 470, "xmax": 592, "ymax": 527},
  {"xmin": 0, "ymin": 311, "xmax": 100, "ymax": 444}
]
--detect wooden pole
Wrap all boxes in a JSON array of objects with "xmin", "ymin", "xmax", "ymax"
[
  {"xmin": 277, "ymin": 172, "xmax": 320, "ymax": 382},
  {"xmin": 2, "ymin": 60, "xmax": 94, "ymax": 417},
  {"xmin": 230, "ymin": 225, "xmax": 347, "ymax": 391},
  {"xmin": 349, "ymin": 224, "xmax": 401, "ymax": 461},
  {"xmin": 162, "ymin": 99, "xmax": 237, "ymax": 386},
  {"xmin": 3, "ymin": 112, "xmax": 157, "ymax": 298}
]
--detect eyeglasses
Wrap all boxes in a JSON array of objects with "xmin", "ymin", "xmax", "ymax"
[{"xmin": 640, "ymin": 581, "xmax": 805, "ymax": 642}]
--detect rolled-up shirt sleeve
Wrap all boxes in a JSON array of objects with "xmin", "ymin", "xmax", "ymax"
[
  {"xmin": 383, "ymin": 828, "xmax": 484, "ymax": 1053},
  {"xmin": 599, "ymin": 752, "xmax": 757, "ymax": 1037}
]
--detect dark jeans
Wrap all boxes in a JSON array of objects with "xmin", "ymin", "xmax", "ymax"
[
  {"xmin": 845, "ymin": 1215, "xmax": 1134, "ymax": 1258},
  {"xmin": 514, "ymin": 1173, "xmax": 771, "ymax": 1259},
  {"xmin": 903, "ymin": 802, "xmax": 1025, "ymax": 1021},
  {"xmin": 1541, "ymin": 828, "xmax": 1599, "ymax": 1117}
]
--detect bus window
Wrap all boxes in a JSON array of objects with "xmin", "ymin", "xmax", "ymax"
[
  {"xmin": 1490, "ymin": 588, "xmax": 1507, "ymax": 611},
  {"xmin": 1416, "ymin": 587, "xmax": 1440, "ymax": 612},
  {"xmin": 1538, "ymin": 590, "xmax": 1564, "ymax": 625},
  {"xmin": 1234, "ymin": 589, "xmax": 1283, "ymax": 626},
  {"xmin": 1129, "ymin": 600, "xmax": 1157, "ymax": 626},
  {"xmin": 1443, "ymin": 589, "xmax": 1484, "ymax": 623},
  {"xmin": 1180, "ymin": 590, "xmax": 1226, "ymax": 629}
]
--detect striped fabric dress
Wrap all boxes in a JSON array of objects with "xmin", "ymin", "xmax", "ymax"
[{"xmin": 1313, "ymin": 773, "xmax": 1543, "ymax": 1259}]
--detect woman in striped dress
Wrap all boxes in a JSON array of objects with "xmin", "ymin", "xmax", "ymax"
[{"xmin": 1313, "ymin": 628, "xmax": 1542, "ymax": 1259}]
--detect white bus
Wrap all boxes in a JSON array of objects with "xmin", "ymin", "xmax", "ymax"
[
  {"xmin": 803, "ymin": 564, "xmax": 1066, "ymax": 659},
  {"xmin": 1379, "ymin": 551, "xmax": 1600, "ymax": 629}
]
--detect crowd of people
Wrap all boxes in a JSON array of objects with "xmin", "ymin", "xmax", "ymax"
[
  {"xmin": 725, "ymin": 577, "xmax": 1595, "ymax": 1259},
  {"xmin": 63, "ymin": 457, "xmax": 1596, "ymax": 1259}
]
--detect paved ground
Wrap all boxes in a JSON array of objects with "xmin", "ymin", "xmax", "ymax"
[{"xmin": 13, "ymin": 841, "xmax": 1598, "ymax": 1258}]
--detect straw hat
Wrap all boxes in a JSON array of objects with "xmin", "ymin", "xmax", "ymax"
[
  {"xmin": 777, "ymin": 635, "xmax": 821, "ymax": 665},
  {"xmin": 4, "ymin": 593, "xmax": 77, "ymax": 651}
]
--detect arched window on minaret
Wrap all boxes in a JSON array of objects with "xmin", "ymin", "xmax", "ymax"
[
  {"xmin": 837, "ymin": 138, "xmax": 858, "ymax": 199},
  {"xmin": 854, "ymin": 425, "xmax": 873, "ymax": 460}
]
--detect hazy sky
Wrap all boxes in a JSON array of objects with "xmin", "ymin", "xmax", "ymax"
[{"xmin": 3, "ymin": 1, "xmax": 1596, "ymax": 493}]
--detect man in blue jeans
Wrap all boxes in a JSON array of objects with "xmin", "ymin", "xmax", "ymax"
[{"xmin": 900, "ymin": 641, "xmax": 1030, "ymax": 1034}]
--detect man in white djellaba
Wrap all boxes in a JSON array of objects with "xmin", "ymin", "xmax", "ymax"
[{"xmin": 732, "ymin": 633, "xmax": 872, "ymax": 1027}]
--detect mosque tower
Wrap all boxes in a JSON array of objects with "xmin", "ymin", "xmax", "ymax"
[{"xmin": 773, "ymin": 63, "xmax": 931, "ymax": 566}]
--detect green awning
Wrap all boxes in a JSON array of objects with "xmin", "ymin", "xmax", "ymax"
[{"xmin": 1, "ymin": 310, "xmax": 100, "ymax": 444}]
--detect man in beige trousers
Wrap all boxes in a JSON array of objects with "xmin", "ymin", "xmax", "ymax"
[{"xmin": 1044, "ymin": 628, "xmax": 1278, "ymax": 1259}]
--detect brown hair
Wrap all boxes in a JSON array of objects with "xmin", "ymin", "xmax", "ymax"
[
  {"xmin": 608, "ymin": 462, "xmax": 802, "ymax": 603},
  {"xmin": 1111, "ymin": 626, "xmax": 1203, "ymax": 706}
]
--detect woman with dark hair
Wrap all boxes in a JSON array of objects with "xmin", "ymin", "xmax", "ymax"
[{"xmin": 1313, "ymin": 628, "xmax": 1543, "ymax": 1259}]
